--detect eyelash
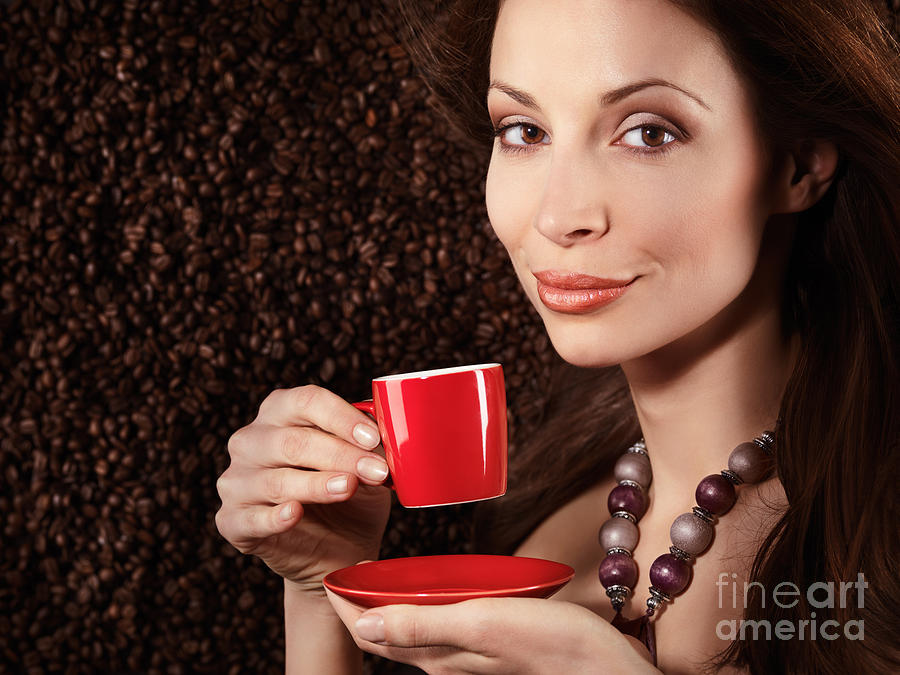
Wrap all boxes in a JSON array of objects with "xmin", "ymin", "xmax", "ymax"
[{"xmin": 490, "ymin": 121, "xmax": 683, "ymax": 159}]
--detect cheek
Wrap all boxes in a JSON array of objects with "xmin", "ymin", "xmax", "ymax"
[
  {"xmin": 485, "ymin": 154, "xmax": 535, "ymax": 252},
  {"xmin": 623, "ymin": 143, "xmax": 770, "ymax": 292}
]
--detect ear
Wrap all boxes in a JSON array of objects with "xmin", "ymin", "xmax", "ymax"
[{"xmin": 771, "ymin": 139, "xmax": 840, "ymax": 214}]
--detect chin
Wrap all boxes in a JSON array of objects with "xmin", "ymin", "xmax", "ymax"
[{"xmin": 543, "ymin": 326, "xmax": 628, "ymax": 369}]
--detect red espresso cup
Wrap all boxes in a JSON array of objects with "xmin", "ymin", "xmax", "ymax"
[{"xmin": 352, "ymin": 363, "xmax": 507, "ymax": 508}]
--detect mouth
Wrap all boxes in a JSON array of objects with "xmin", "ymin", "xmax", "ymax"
[
  {"xmin": 533, "ymin": 270, "xmax": 636, "ymax": 314},
  {"xmin": 532, "ymin": 270, "xmax": 634, "ymax": 290}
]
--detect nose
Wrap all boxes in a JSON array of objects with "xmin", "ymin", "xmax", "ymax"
[{"xmin": 532, "ymin": 152, "xmax": 610, "ymax": 246}]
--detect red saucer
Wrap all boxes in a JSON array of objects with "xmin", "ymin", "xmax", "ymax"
[{"xmin": 323, "ymin": 554, "xmax": 575, "ymax": 608}]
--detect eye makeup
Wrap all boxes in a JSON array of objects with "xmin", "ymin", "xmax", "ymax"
[{"xmin": 490, "ymin": 117, "xmax": 686, "ymax": 158}]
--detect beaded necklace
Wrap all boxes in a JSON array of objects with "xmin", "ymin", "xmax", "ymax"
[{"xmin": 598, "ymin": 431, "xmax": 776, "ymax": 666}]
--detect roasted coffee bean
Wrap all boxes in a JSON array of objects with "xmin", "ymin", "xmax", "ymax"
[{"xmin": 0, "ymin": 0, "xmax": 570, "ymax": 672}]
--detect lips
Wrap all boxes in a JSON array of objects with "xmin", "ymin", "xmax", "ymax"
[
  {"xmin": 532, "ymin": 270, "xmax": 634, "ymax": 290},
  {"xmin": 533, "ymin": 270, "xmax": 635, "ymax": 314}
]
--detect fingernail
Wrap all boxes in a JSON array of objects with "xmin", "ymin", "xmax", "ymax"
[
  {"xmin": 279, "ymin": 503, "xmax": 294, "ymax": 521},
  {"xmin": 357, "ymin": 456, "xmax": 389, "ymax": 482},
  {"xmin": 353, "ymin": 423, "xmax": 380, "ymax": 448},
  {"xmin": 326, "ymin": 475, "xmax": 349, "ymax": 494},
  {"xmin": 355, "ymin": 613, "xmax": 386, "ymax": 644}
]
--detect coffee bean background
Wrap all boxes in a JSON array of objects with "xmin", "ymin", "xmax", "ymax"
[
  {"xmin": 2, "ymin": 1, "xmax": 897, "ymax": 673},
  {"xmin": 0, "ymin": 0, "xmax": 558, "ymax": 672}
]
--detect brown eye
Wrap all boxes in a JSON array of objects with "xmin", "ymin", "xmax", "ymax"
[
  {"xmin": 520, "ymin": 124, "xmax": 546, "ymax": 144},
  {"xmin": 496, "ymin": 122, "xmax": 550, "ymax": 151},
  {"xmin": 640, "ymin": 126, "xmax": 667, "ymax": 147},
  {"xmin": 620, "ymin": 123, "xmax": 677, "ymax": 151}
]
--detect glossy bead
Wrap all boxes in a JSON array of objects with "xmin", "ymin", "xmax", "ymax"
[
  {"xmin": 728, "ymin": 441, "xmax": 773, "ymax": 484},
  {"xmin": 670, "ymin": 512, "xmax": 714, "ymax": 556},
  {"xmin": 613, "ymin": 452, "xmax": 652, "ymax": 490},
  {"xmin": 649, "ymin": 553, "xmax": 692, "ymax": 596},
  {"xmin": 598, "ymin": 553, "xmax": 638, "ymax": 589},
  {"xmin": 607, "ymin": 484, "xmax": 647, "ymax": 520},
  {"xmin": 695, "ymin": 474, "xmax": 737, "ymax": 515},
  {"xmin": 599, "ymin": 516, "xmax": 639, "ymax": 552}
]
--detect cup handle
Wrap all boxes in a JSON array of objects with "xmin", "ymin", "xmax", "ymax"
[
  {"xmin": 351, "ymin": 400, "xmax": 376, "ymax": 417},
  {"xmin": 351, "ymin": 400, "xmax": 394, "ymax": 490}
]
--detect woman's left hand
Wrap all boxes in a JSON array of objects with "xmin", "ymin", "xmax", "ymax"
[{"xmin": 325, "ymin": 589, "xmax": 660, "ymax": 674}]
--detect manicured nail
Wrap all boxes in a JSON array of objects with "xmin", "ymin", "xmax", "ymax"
[
  {"xmin": 353, "ymin": 423, "xmax": 380, "ymax": 448},
  {"xmin": 355, "ymin": 613, "xmax": 386, "ymax": 643},
  {"xmin": 326, "ymin": 475, "xmax": 349, "ymax": 494},
  {"xmin": 279, "ymin": 503, "xmax": 294, "ymax": 521},
  {"xmin": 357, "ymin": 456, "xmax": 389, "ymax": 482}
]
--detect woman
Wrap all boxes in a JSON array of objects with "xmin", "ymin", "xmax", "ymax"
[{"xmin": 215, "ymin": 0, "xmax": 899, "ymax": 672}]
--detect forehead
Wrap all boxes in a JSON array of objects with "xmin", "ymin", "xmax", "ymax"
[{"xmin": 490, "ymin": 0, "xmax": 739, "ymax": 104}]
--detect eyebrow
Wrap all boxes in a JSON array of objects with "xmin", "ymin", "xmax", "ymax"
[{"xmin": 488, "ymin": 77, "xmax": 711, "ymax": 111}]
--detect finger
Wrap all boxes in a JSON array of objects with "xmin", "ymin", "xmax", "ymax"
[
  {"xmin": 326, "ymin": 594, "xmax": 465, "ymax": 669},
  {"xmin": 255, "ymin": 385, "xmax": 381, "ymax": 449},
  {"xmin": 233, "ymin": 424, "xmax": 390, "ymax": 484},
  {"xmin": 215, "ymin": 501, "xmax": 303, "ymax": 550},
  {"xmin": 238, "ymin": 467, "xmax": 367, "ymax": 505},
  {"xmin": 325, "ymin": 587, "xmax": 369, "ymax": 620},
  {"xmin": 355, "ymin": 601, "xmax": 492, "ymax": 650}
]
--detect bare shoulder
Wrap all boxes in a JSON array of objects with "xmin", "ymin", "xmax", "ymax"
[
  {"xmin": 515, "ymin": 478, "xmax": 615, "ymax": 558},
  {"xmin": 514, "ymin": 477, "xmax": 618, "ymax": 618}
]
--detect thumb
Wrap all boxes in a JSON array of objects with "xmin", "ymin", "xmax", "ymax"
[{"xmin": 355, "ymin": 602, "xmax": 481, "ymax": 648}]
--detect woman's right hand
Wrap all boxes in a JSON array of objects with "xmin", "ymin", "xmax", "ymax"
[{"xmin": 215, "ymin": 385, "xmax": 392, "ymax": 594}]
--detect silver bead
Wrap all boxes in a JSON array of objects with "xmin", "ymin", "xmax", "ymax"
[
  {"xmin": 614, "ymin": 451, "xmax": 652, "ymax": 490},
  {"xmin": 755, "ymin": 430, "xmax": 776, "ymax": 452},
  {"xmin": 692, "ymin": 505, "xmax": 715, "ymax": 523},
  {"xmin": 606, "ymin": 584, "xmax": 632, "ymax": 597},
  {"xmin": 627, "ymin": 439, "xmax": 647, "ymax": 455},
  {"xmin": 670, "ymin": 512, "xmax": 714, "ymax": 556},
  {"xmin": 646, "ymin": 586, "xmax": 671, "ymax": 613},
  {"xmin": 599, "ymin": 517, "xmax": 639, "ymax": 552},
  {"xmin": 606, "ymin": 585, "xmax": 630, "ymax": 611},
  {"xmin": 669, "ymin": 545, "xmax": 692, "ymax": 560},
  {"xmin": 650, "ymin": 586, "xmax": 670, "ymax": 599},
  {"xmin": 612, "ymin": 511, "xmax": 636, "ymax": 524},
  {"xmin": 721, "ymin": 469, "xmax": 742, "ymax": 485}
]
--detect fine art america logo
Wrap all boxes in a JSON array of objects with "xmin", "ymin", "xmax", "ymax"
[{"xmin": 716, "ymin": 573, "xmax": 867, "ymax": 641}]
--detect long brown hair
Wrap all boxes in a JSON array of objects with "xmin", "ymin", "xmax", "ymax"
[{"xmin": 397, "ymin": 0, "xmax": 900, "ymax": 672}]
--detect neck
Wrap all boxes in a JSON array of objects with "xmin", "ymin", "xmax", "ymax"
[{"xmin": 620, "ymin": 290, "xmax": 798, "ymax": 504}]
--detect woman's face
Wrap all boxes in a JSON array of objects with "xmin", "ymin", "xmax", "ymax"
[{"xmin": 485, "ymin": 0, "xmax": 784, "ymax": 368}]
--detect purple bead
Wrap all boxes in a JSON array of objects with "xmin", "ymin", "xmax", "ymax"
[
  {"xmin": 598, "ymin": 517, "xmax": 639, "ymax": 552},
  {"xmin": 728, "ymin": 441, "xmax": 773, "ymax": 484},
  {"xmin": 670, "ymin": 512, "xmax": 714, "ymax": 556},
  {"xmin": 607, "ymin": 484, "xmax": 647, "ymax": 520},
  {"xmin": 598, "ymin": 552, "xmax": 638, "ymax": 589},
  {"xmin": 695, "ymin": 474, "xmax": 736, "ymax": 515},
  {"xmin": 613, "ymin": 452, "xmax": 652, "ymax": 489},
  {"xmin": 649, "ymin": 553, "xmax": 692, "ymax": 596}
]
